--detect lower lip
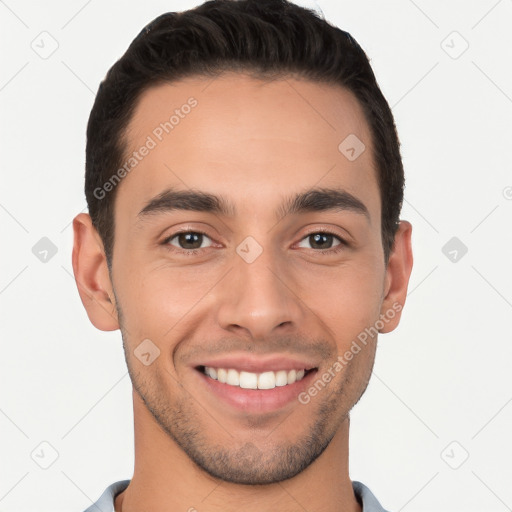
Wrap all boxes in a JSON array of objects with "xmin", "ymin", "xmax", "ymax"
[{"xmin": 196, "ymin": 369, "xmax": 317, "ymax": 414}]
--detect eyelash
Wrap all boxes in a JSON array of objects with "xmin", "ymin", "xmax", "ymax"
[{"xmin": 161, "ymin": 229, "xmax": 348, "ymax": 256}]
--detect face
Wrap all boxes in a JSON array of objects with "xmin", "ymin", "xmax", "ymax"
[{"xmin": 74, "ymin": 72, "xmax": 412, "ymax": 485}]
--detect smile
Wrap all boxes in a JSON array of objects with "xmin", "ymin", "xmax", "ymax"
[{"xmin": 200, "ymin": 366, "xmax": 309, "ymax": 390}]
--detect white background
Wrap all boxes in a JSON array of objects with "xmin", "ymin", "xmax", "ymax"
[{"xmin": 1, "ymin": 1, "xmax": 511, "ymax": 511}]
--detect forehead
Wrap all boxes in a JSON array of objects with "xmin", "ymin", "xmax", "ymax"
[{"xmin": 117, "ymin": 72, "xmax": 379, "ymax": 224}]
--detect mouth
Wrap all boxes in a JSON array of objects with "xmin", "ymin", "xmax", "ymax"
[
  {"xmin": 198, "ymin": 365, "xmax": 316, "ymax": 390},
  {"xmin": 193, "ymin": 359, "xmax": 319, "ymax": 414}
]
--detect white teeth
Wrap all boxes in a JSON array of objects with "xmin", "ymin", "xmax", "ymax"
[
  {"xmin": 239, "ymin": 371, "xmax": 258, "ymax": 389},
  {"xmin": 217, "ymin": 368, "xmax": 227, "ymax": 383},
  {"xmin": 258, "ymin": 371, "xmax": 276, "ymax": 389},
  {"xmin": 205, "ymin": 366, "xmax": 217, "ymax": 379},
  {"xmin": 226, "ymin": 369, "xmax": 240, "ymax": 386},
  {"xmin": 275, "ymin": 370, "xmax": 288, "ymax": 387},
  {"xmin": 203, "ymin": 366, "xmax": 308, "ymax": 389}
]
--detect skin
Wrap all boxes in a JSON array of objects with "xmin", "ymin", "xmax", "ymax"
[{"xmin": 72, "ymin": 72, "xmax": 413, "ymax": 512}]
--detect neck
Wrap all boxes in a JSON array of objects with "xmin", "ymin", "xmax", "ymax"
[{"xmin": 115, "ymin": 390, "xmax": 361, "ymax": 512}]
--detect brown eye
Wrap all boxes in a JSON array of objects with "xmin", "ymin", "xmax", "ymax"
[
  {"xmin": 166, "ymin": 231, "xmax": 213, "ymax": 251},
  {"xmin": 297, "ymin": 232, "xmax": 343, "ymax": 250}
]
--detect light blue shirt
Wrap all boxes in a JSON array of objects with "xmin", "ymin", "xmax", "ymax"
[{"xmin": 83, "ymin": 479, "xmax": 390, "ymax": 511}]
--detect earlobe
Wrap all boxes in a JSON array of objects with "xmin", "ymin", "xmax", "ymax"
[
  {"xmin": 379, "ymin": 220, "xmax": 413, "ymax": 334},
  {"xmin": 72, "ymin": 213, "xmax": 120, "ymax": 331}
]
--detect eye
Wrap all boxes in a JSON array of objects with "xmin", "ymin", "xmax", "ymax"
[
  {"xmin": 296, "ymin": 231, "xmax": 346, "ymax": 252},
  {"xmin": 164, "ymin": 231, "xmax": 214, "ymax": 252}
]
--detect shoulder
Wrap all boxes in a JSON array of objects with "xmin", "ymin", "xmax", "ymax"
[
  {"xmin": 81, "ymin": 480, "xmax": 131, "ymax": 512},
  {"xmin": 352, "ymin": 481, "xmax": 392, "ymax": 512}
]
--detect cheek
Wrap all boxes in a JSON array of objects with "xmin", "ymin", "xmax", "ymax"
[
  {"xmin": 293, "ymin": 260, "xmax": 384, "ymax": 344},
  {"xmin": 113, "ymin": 261, "xmax": 222, "ymax": 340}
]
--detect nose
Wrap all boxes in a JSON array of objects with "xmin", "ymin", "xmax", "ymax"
[{"xmin": 216, "ymin": 243, "xmax": 305, "ymax": 340}]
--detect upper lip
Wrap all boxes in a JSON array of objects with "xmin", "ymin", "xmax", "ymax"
[{"xmin": 195, "ymin": 353, "xmax": 319, "ymax": 373}]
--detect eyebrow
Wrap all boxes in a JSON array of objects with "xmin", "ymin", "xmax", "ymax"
[{"xmin": 137, "ymin": 186, "xmax": 370, "ymax": 223}]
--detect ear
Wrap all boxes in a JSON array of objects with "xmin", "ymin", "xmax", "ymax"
[
  {"xmin": 379, "ymin": 220, "xmax": 413, "ymax": 333},
  {"xmin": 72, "ymin": 213, "xmax": 119, "ymax": 331}
]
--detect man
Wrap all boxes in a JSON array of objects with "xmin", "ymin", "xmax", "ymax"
[{"xmin": 72, "ymin": 0, "xmax": 413, "ymax": 510}]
